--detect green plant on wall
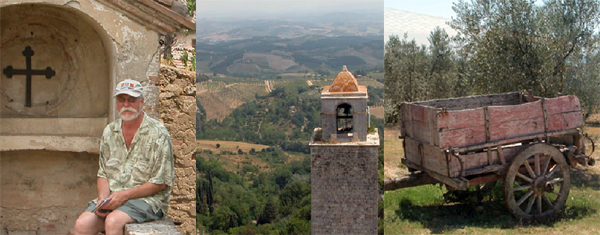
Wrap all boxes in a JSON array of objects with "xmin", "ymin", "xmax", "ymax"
[
  {"xmin": 190, "ymin": 50, "xmax": 196, "ymax": 71},
  {"xmin": 181, "ymin": 50, "xmax": 189, "ymax": 67}
]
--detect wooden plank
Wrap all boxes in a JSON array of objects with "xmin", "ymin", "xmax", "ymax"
[
  {"xmin": 437, "ymin": 108, "xmax": 485, "ymax": 130},
  {"xmin": 415, "ymin": 92, "xmax": 521, "ymax": 110},
  {"xmin": 451, "ymin": 129, "xmax": 578, "ymax": 153},
  {"xmin": 439, "ymin": 126, "xmax": 487, "ymax": 149},
  {"xmin": 447, "ymin": 145, "xmax": 524, "ymax": 177},
  {"xmin": 404, "ymin": 137, "xmax": 448, "ymax": 176},
  {"xmin": 410, "ymin": 104, "xmax": 428, "ymax": 121},
  {"xmin": 545, "ymin": 95, "xmax": 581, "ymax": 115},
  {"xmin": 548, "ymin": 111, "xmax": 584, "ymax": 131},
  {"xmin": 488, "ymin": 100, "xmax": 543, "ymax": 124},
  {"xmin": 430, "ymin": 107, "xmax": 439, "ymax": 146},
  {"xmin": 489, "ymin": 116, "xmax": 545, "ymax": 141},
  {"xmin": 421, "ymin": 141, "xmax": 449, "ymax": 177},
  {"xmin": 411, "ymin": 120, "xmax": 430, "ymax": 143},
  {"xmin": 404, "ymin": 137, "xmax": 421, "ymax": 168}
]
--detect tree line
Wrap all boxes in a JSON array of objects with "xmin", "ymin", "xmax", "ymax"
[{"xmin": 385, "ymin": 0, "xmax": 600, "ymax": 124}]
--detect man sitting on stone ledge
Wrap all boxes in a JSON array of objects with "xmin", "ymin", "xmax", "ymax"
[{"xmin": 73, "ymin": 79, "xmax": 174, "ymax": 235}]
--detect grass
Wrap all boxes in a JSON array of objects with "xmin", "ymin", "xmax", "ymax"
[{"xmin": 384, "ymin": 125, "xmax": 600, "ymax": 234}]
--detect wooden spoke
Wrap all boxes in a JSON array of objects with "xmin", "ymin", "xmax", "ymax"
[
  {"xmin": 524, "ymin": 160, "xmax": 536, "ymax": 178},
  {"xmin": 546, "ymin": 164, "xmax": 558, "ymax": 178},
  {"xmin": 513, "ymin": 184, "xmax": 532, "ymax": 192},
  {"xmin": 516, "ymin": 172, "xmax": 533, "ymax": 183},
  {"xmin": 525, "ymin": 194, "xmax": 536, "ymax": 214},
  {"xmin": 547, "ymin": 177, "xmax": 564, "ymax": 184},
  {"xmin": 517, "ymin": 190, "xmax": 534, "ymax": 206},
  {"xmin": 542, "ymin": 154, "xmax": 552, "ymax": 176},
  {"xmin": 537, "ymin": 195, "xmax": 543, "ymax": 215},
  {"xmin": 534, "ymin": 153, "xmax": 541, "ymax": 176},
  {"xmin": 543, "ymin": 194, "xmax": 554, "ymax": 208}
]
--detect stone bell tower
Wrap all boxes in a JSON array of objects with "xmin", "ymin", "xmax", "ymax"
[{"xmin": 310, "ymin": 66, "xmax": 379, "ymax": 235}]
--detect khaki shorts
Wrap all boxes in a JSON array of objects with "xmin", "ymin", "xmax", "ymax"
[{"xmin": 86, "ymin": 199, "xmax": 163, "ymax": 223}]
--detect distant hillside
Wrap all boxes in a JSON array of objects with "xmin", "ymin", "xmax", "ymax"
[
  {"xmin": 197, "ymin": 10, "xmax": 383, "ymax": 43},
  {"xmin": 197, "ymin": 35, "xmax": 383, "ymax": 76}
]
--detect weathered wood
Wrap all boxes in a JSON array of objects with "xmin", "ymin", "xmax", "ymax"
[
  {"xmin": 404, "ymin": 137, "xmax": 447, "ymax": 176},
  {"xmin": 439, "ymin": 126, "xmax": 487, "ymax": 149},
  {"xmin": 400, "ymin": 92, "xmax": 584, "ymax": 184},
  {"xmin": 384, "ymin": 172, "xmax": 438, "ymax": 191},
  {"xmin": 416, "ymin": 92, "xmax": 521, "ymax": 110},
  {"xmin": 437, "ymin": 107, "xmax": 485, "ymax": 130}
]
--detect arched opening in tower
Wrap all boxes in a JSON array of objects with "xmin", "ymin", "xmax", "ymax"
[{"xmin": 336, "ymin": 103, "xmax": 353, "ymax": 134}]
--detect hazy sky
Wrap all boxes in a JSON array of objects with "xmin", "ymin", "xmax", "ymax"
[
  {"xmin": 385, "ymin": 0, "xmax": 456, "ymax": 19},
  {"xmin": 385, "ymin": 0, "xmax": 546, "ymax": 19},
  {"xmin": 198, "ymin": 0, "xmax": 383, "ymax": 18}
]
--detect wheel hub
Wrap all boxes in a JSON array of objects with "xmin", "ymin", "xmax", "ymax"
[{"xmin": 533, "ymin": 176, "xmax": 553, "ymax": 195}]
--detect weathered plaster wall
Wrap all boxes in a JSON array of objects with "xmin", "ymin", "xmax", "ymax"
[
  {"xmin": 157, "ymin": 66, "xmax": 196, "ymax": 235},
  {"xmin": 0, "ymin": 0, "xmax": 163, "ymax": 119},
  {"xmin": 310, "ymin": 129, "xmax": 379, "ymax": 235},
  {"xmin": 0, "ymin": 150, "xmax": 98, "ymax": 234},
  {"xmin": 0, "ymin": 4, "xmax": 109, "ymax": 117}
]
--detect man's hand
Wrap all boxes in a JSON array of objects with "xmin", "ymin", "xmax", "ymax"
[
  {"xmin": 103, "ymin": 190, "xmax": 131, "ymax": 210},
  {"xmin": 95, "ymin": 209, "xmax": 111, "ymax": 218}
]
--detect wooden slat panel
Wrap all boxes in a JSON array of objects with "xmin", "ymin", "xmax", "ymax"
[
  {"xmin": 410, "ymin": 104, "xmax": 428, "ymax": 122},
  {"xmin": 439, "ymin": 126, "xmax": 487, "ymax": 149},
  {"xmin": 411, "ymin": 120, "xmax": 430, "ymax": 143},
  {"xmin": 548, "ymin": 111, "xmax": 584, "ymax": 131},
  {"xmin": 416, "ymin": 92, "xmax": 521, "ymax": 110},
  {"xmin": 545, "ymin": 95, "xmax": 581, "ymax": 115},
  {"xmin": 437, "ymin": 108, "xmax": 485, "ymax": 130},
  {"xmin": 404, "ymin": 137, "xmax": 421, "ymax": 167},
  {"xmin": 489, "ymin": 116, "xmax": 545, "ymax": 141},
  {"xmin": 488, "ymin": 100, "xmax": 543, "ymax": 124},
  {"xmin": 404, "ymin": 137, "xmax": 448, "ymax": 177},
  {"xmin": 448, "ymin": 145, "xmax": 523, "ymax": 177}
]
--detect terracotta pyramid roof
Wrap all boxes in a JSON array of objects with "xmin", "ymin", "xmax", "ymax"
[{"xmin": 328, "ymin": 65, "xmax": 359, "ymax": 92}]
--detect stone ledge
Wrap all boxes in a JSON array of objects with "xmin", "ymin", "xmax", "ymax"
[
  {"xmin": 124, "ymin": 218, "xmax": 181, "ymax": 235},
  {"xmin": 0, "ymin": 135, "xmax": 100, "ymax": 153}
]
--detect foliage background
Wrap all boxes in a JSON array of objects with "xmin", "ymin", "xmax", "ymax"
[{"xmin": 385, "ymin": 0, "xmax": 600, "ymax": 124}]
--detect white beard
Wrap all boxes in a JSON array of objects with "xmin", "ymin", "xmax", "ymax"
[{"xmin": 119, "ymin": 107, "xmax": 141, "ymax": 121}]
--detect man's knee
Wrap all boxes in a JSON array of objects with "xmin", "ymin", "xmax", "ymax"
[
  {"xmin": 104, "ymin": 210, "xmax": 135, "ymax": 232},
  {"xmin": 74, "ymin": 212, "xmax": 102, "ymax": 235}
]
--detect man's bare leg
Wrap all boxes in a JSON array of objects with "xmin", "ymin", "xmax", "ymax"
[
  {"xmin": 104, "ymin": 210, "xmax": 136, "ymax": 235},
  {"xmin": 73, "ymin": 212, "xmax": 104, "ymax": 235}
]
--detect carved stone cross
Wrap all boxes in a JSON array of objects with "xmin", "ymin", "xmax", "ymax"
[{"xmin": 3, "ymin": 46, "xmax": 56, "ymax": 107}]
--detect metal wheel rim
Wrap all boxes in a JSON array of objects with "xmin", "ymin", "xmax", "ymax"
[{"xmin": 504, "ymin": 144, "xmax": 571, "ymax": 220}]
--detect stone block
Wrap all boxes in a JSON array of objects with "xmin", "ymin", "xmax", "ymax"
[{"xmin": 124, "ymin": 218, "xmax": 181, "ymax": 235}]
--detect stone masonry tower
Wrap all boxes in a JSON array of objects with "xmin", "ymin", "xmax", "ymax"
[{"xmin": 310, "ymin": 66, "xmax": 380, "ymax": 234}]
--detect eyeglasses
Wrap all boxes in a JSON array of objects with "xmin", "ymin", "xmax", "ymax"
[{"xmin": 116, "ymin": 96, "xmax": 138, "ymax": 103}]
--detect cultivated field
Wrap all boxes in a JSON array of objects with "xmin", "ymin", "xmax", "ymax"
[
  {"xmin": 197, "ymin": 140, "xmax": 307, "ymax": 173},
  {"xmin": 197, "ymin": 80, "xmax": 267, "ymax": 121},
  {"xmin": 384, "ymin": 125, "xmax": 600, "ymax": 234}
]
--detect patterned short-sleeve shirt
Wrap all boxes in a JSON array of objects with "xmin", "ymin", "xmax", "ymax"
[{"xmin": 97, "ymin": 113, "xmax": 174, "ymax": 214}]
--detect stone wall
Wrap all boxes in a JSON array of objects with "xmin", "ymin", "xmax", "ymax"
[
  {"xmin": 310, "ymin": 129, "xmax": 379, "ymax": 235},
  {"xmin": 1, "ymin": 150, "xmax": 98, "ymax": 234},
  {"xmin": 156, "ymin": 66, "xmax": 196, "ymax": 235}
]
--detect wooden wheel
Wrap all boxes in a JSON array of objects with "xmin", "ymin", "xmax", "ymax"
[{"xmin": 504, "ymin": 144, "xmax": 571, "ymax": 220}]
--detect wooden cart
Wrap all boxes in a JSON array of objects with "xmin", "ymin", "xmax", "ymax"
[{"xmin": 387, "ymin": 91, "xmax": 595, "ymax": 220}]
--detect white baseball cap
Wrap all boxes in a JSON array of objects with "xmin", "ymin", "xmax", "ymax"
[{"xmin": 115, "ymin": 79, "xmax": 143, "ymax": 97}]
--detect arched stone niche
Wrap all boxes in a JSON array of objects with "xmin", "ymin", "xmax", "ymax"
[
  {"xmin": 0, "ymin": 3, "xmax": 111, "ymax": 234},
  {"xmin": 1, "ymin": 3, "xmax": 109, "ymax": 117}
]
